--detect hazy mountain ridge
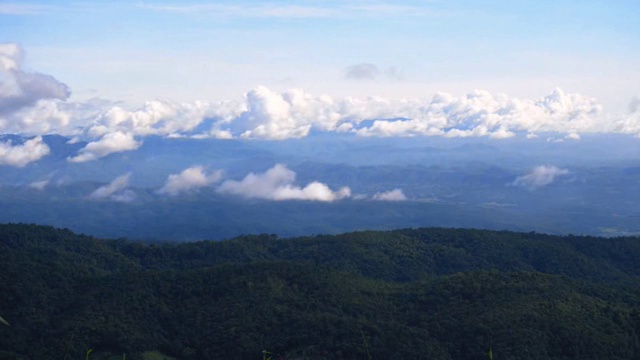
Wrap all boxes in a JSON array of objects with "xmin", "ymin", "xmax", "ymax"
[{"xmin": 3, "ymin": 134, "xmax": 640, "ymax": 239}]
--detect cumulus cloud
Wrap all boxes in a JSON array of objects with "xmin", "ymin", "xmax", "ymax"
[
  {"xmin": 372, "ymin": 188, "xmax": 407, "ymax": 201},
  {"xmin": 512, "ymin": 165, "xmax": 570, "ymax": 190},
  {"xmin": 68, "ymin": 131, "xmax": 142, "ymax": 163},
  {"xmin": 217, "ymin": 164, "xmax": 351, "ymax": 202},
  {"xmin": 0, "ymin": 43, "xmax": 70, "ymax": 116},
  {"xmin": 88, "ymin": 99, "xmax": 243, "ymax": 138},
  {"xmin": 344, "ymin": 63, "xmax": 379, "ymax": 80},
  {"xmin": 157, "ymin": 166, "xmax": 223, "ymax": 196},
  {"xmin": 228, "ymin": 86, "xmax": 346, "ymax": 139},
  {"xmin": 203, "ymin": 86, "xmax": 609, "ymax": 140},
  {"xmin": 354, "ymin": 88, "xmax": 602, "ymax": 138},
  {"xmin": 0, "ymin": 43, "xmax": 101, "ymax": 136},
  {"xmin": 0, "ymin": 136, "xmax": 50, "ymax": 167},
  {"xmin": 89, "ymin": 173, "xmax": 136, "ymax": 202}
]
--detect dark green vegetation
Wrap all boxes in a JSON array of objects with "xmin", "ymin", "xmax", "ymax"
[{"xmin": 2, "ymin": 224, "xmax": 640, "ymax": 359}]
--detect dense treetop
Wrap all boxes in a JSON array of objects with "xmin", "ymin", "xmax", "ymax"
[{"xmin": 1, "ymin": 223, "xmax": 640, "ymax": 359}]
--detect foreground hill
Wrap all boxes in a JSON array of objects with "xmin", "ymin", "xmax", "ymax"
[{"xmin": 1, "ymin": 224, "xmax": 640, "ymax": 359}]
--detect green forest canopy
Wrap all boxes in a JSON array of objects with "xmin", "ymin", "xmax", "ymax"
[{"xmin": 1, "ymin": 223, "xmax": 640, "ymax": 359}]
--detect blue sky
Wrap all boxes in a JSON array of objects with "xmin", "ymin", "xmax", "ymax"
[{"xmin": 2, "ymin": 0, "xmax": 638, "ymax": 107}]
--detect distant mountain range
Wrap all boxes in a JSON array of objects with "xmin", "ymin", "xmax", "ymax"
[{"xmin": 2, "ymin": 133, "xmax": 640, "ymax": 239}]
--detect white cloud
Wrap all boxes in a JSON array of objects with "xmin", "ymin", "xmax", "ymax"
[
  {"xmin": 229, "ymin": 86, "xmax": 344, "ymax": 140},
  {"xmin": 157, "ymin": 166, "xmax": 223, "ymax": 196},
  {"xmin": 0, "ymin": 43, "xmax": 100, "ymax": 136},
  {"xmin": 512, "ymin": 165, "xmax": 570, "ymax": 190},
  {"xmin": 373, "ymin": 189, "xmax": 407, "ymax": 201},
  {"xmin": 68, "ymin": 131, "xmax": 142, "ymax": 163},
  {"xmin": 0, "ymin": 136, "xmax": 50, "ymax": 167},
  {"xmin": 0, "ymin": 95, "xmax": 110, "ymax": 137},
  {"xmin": 217, "ymin": 164, "xmax": 351, "ymax": 202},
  {"xmin": 0, "ymin": 43, "xmax": 21, "ymax": 70},
  {"xmin": 90, "ymin": 99, "xmax": 242, "ymax": 138},
  {"xmin": 354, "ymin": 88, "xmax": 602, "ymax": 138},
  {"xmin": 202, "ymin": 86, "xmax": 608, "ymax": 141},
  {"xmin": 89, "ymin": 173, "xmax": 136, "ymax": 202},
  {"xmin": 565, "ymin": 133, "xmax": 581, "ymax": 140}
]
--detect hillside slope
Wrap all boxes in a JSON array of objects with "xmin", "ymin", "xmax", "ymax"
[{"xmin": 1, "ymin": 224, "xmax": 640, "ymax": 359}]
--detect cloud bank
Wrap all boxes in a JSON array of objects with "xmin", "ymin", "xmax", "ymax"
[
  {"xmin": 139, "ymin": 86, "xmax": 605, "ymax": 140},
  {"xmin": 217, "ymin": 164, "xmax": 351, "ymax": 202},
  {"xmin": 158, "ymin": 166, "xmax": 223, "ymax": 196},
  {"xmin": 512, "ymin": 165, "xmax": 570, "ymax": 190},
  {"xmin": 4, "ymin": 42, "xmax": 640, "ymax": 168}
]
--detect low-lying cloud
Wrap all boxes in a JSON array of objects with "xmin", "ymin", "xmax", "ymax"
[
  {"xmin": 217, "ymin": 164, "xmax": 351, "ymax": 202},
  {"xmin": 68, "ymin": 132, "xmax": 142, "ymax": 163},
  {"xmin": 0, "ymin": 136, "xmax": 50, "ymax": 167},
  {"xmin": 157, "ymin": 166, "xmax": 223, "ymax": 196},
  {"xmin": 512, "ymin": 165, "xmax": 570, "ymax": 190},
  {"xmin": 89, "ymin": 173, "xmax": 136, "ymax": 202},
  {"xmin": 373, "ymin": 188, "xmax": 407, "ymax": 201}
]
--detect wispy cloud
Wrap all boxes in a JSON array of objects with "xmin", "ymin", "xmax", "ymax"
[
  {"xmin": 344, "ymin": 63, "xmax": 379, "ymax": 80},
  {"xmin": 89, "ymin": 173, "xmax": 136, "ymax": 202},
  {"xmin": 138, "ymin": 3, "xmax": 337, "ymax": 18},
  {"xmin": 29, "ymin": 179, "xmax": 49, "ymax": 190},
  {"xmin": 512, "ymin": 165, "xmax": 570, "ymax": 190},
  {"xmin": 217, "ymin": 164, "xmax": 351, "ymax": 202},
  {"xmin": 0, "ymin": 3, "xmax": 52, "ymax": 15},
  {"xmin": 344, "ymin": 63, "xmax": 403, "ymax": 81},
  {"xmin": 137, "ymin": 2, "xmax": 434, "ymax": 19}
]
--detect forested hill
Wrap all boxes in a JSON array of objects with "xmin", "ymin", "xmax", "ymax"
[{"xmin": 2, "ymin": 224, "xmax": 640, "ymax": 359}]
